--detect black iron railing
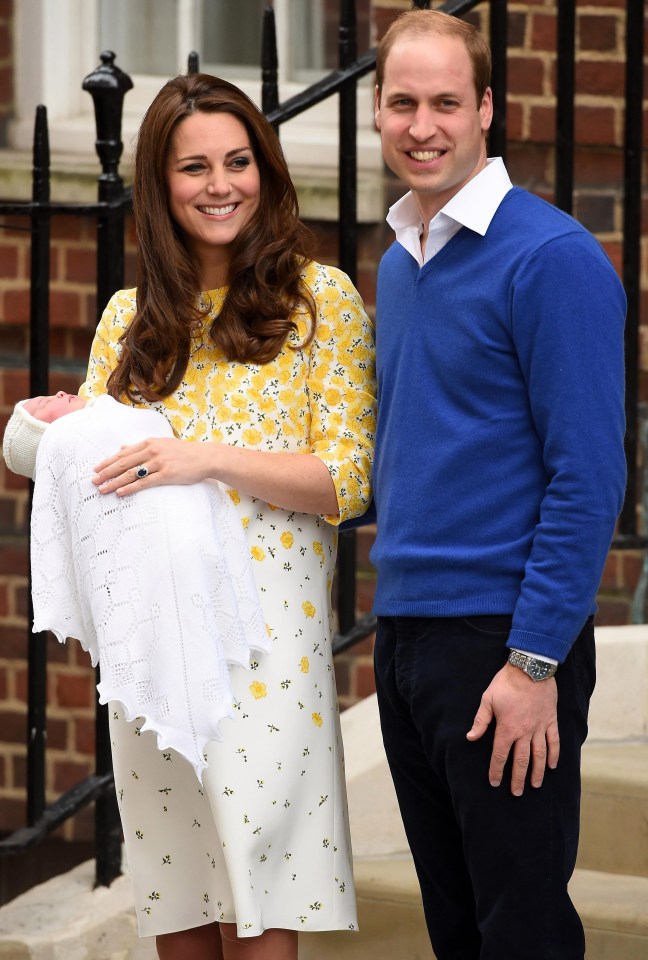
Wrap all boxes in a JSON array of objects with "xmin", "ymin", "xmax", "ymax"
[
  {"xmin": 0, "ymin": 0, "xmax": 644, "ymax": 894},
  {"xmin": 0, "ymin": 56, "xmax": 134, "ymax": 887}
]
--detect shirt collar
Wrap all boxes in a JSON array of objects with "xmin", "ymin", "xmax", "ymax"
[{"xmin": 386, "ymin": 157, "xmax": 513, "ymax": 238}]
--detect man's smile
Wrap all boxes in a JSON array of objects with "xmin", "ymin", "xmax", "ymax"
[{"xmin": 409, "ymin": 149, "xmax": 444, "ymax": 162}]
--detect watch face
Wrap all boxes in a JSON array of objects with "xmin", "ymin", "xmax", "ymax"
[{"xmin": 527, "ymin": 658, "xmax": 553, "ymax": 681}]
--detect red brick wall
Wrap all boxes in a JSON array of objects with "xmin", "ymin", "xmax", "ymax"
[{"xmin": 0, "ymin": 1, "xmax": 646, "ymax": 838}]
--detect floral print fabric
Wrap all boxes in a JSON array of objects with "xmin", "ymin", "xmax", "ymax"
[
  {"xmin": 83, "ymin": 261, "xmax": 376, "ymax": 938},
  {"xmin": 81, "ymin": 261, "xmax": 375, "ymax": 525}
]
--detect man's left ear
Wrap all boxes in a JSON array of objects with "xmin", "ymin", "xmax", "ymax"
[
  {"xmin": 374, "ymin": 84, "xmax": 382, "ymax": 130},
  {"xmin": 480, "ymin": 86, "xmax": 494, "ymax": 132}
]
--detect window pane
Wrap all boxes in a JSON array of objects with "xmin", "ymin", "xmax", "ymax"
[
  {"xmin": 289, "ymin": 0, "xmax": 325, "ymax": 77},
  {"xmin": 201, "ymin": 0, "xmax": 265, "ymax": 78},
  {"xmin": 98, "ymin": 0, "xmax": 373, "ymax": 85},
  {"xmin": 99, "ymin": 0, "xmax": 177, "ymax": 75},
  {"xmin": 290, "ymin": 0, "xmax": 372, "ymax": 81}
]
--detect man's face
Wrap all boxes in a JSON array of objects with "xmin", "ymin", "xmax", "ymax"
[
  {"xmin": 375, "ymin": 33, "xmax": 493, "ymax": 223},
  {"xmin": 24, "ymin": 392, "xmax": 86, "ymax": 423}
]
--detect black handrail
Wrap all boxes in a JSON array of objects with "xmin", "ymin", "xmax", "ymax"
[{"xmin": 0, "ymin": 774, "xmax": 114, "ymax": 854}]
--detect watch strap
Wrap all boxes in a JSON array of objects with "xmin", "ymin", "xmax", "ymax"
[{"xmin": 507, "ymin": 649, "xmax": 558, "ymax": 682}]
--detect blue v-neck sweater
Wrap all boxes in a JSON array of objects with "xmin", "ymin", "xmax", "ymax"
[{"xmin": 370, "ymin": 187, "xmax": 626, "ymax": 662}]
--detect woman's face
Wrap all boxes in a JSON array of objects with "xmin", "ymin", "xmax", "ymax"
[{"xmin": 166, "ymin": 110, "xmax": 261, "ymax": 289}]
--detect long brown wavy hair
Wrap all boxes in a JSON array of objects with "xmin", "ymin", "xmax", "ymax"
[{"xmin": 108, "ymin": 74, "xmax": 316, "ymax": 402}]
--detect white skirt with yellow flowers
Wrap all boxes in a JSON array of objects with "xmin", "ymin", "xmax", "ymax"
[{"xmin": 109, "ymin": 501, "xmax": 358, "ymax": 940}]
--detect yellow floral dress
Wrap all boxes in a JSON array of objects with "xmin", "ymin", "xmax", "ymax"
[{"xmin": 80, "ymin": 261, "xmax": 376, "ymax": 940}]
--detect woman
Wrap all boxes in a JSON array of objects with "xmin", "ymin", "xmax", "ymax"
[{"xmin": 81, "ymin": 74, "xmax": 375, "ymax": 960}]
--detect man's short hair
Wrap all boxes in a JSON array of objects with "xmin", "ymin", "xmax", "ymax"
[{"xmin": 375, "ymin": 9, "xmax": 492, "ymax": 107}]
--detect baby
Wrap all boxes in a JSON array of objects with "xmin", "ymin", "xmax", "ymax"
[
  {"xmin": 2, "ymin": 392, "xmax": 270, "ymax": 779},
  {"xmin": 3, "ymin": 391, "xmax": 86, "ymax": 477}
]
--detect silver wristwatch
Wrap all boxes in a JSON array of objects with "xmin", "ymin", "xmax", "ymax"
[{"xmin": 507, "ymin": 650, "xmax": 558, "ymax": 682}]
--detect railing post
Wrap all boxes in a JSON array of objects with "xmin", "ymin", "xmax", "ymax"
[
  {"xmin": 261, "ymin": 5, "xmax": 279, "ymax": 127},
  {"xmin": 82, "ymin": 51, "xmax": 133, "ymax": 325},
  {"xmin": 26, "ymin": 104, "xmax": 51, "ymax": 827},
  {"xmin": 555, "ymin": 0, "xmax": 575, "ymax": 214},
  {"xmin": 82, "ymin": 50, "xmax": 133, "ymax": 888},
  {"xmin": 336, "ymin": 0, "xmax": 359, "ymax": 635},
  {"xmin": 488, "ymin": 0, "xmax": 507, "ymax": 162},
  {"xmin": 618, "ymin": 0, "xmax": 645, "ymax": 539},
  {"xmin": 338, "ymin": 0, "xmax": 357, "ymax": 282},
  {"xmin": 29, "ymin": 106, "xmax": 50, "ymax": 400}
]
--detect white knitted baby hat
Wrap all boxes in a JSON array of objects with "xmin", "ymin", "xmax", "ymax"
[{"xmin": 2, "ymin": 401, "xmax": 49, "ymax": 479}]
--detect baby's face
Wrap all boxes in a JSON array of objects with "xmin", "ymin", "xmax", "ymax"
[{"xmin": 24, "ymin": 392, "xmax": 86, "ymax": 423}]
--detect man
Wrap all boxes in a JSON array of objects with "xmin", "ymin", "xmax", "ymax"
[{"xmin": 370, "ymin": 10, "xmax": 626, "ymax": 960}]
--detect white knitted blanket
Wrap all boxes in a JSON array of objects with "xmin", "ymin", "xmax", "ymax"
[{"xmin": 30, "ymin": 395, "xmax": 270, "ymax": 780}]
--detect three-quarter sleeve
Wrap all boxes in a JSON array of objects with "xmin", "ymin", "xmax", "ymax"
[{"xmin": 305, "ymin": 265, "xmax": 376, "ymax": 525}]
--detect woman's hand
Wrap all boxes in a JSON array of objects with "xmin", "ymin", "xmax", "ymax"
[
  {"xmin": 92, "ymin": 437, "xmax": 339, "ymax": 517},
  {"xmin": 92, "ymin": 437, "xmax": 210, "ymax": 495}
]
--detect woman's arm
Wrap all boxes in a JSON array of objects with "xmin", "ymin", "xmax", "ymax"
[
  {"xmin": 302, "ymin": 265, "xmax": 376, "ymax": 524},
  {"xmin": 92, "ymin": 437, "xmax": 339, "ymax": 517}
]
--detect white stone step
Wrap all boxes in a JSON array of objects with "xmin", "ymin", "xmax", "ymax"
[
  {"xmin": 579, "ymin": 742, "xmax": 648, "ymax": 878},
  {"xmin": 571, "ymin": 868, "xmax": 648, "ymax": 960},
  {"xmin": 300, "ymin": 859, "xmax": 648, "ymax": 960}
]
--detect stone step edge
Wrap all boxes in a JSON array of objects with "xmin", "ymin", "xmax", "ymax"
[
  {"xmin": 570, "ymin": 868, "xmax": 648, "ymax": 937},
  {"xmin": 582, "ymin": 741, "xmax": 648, "ymax": 798},
  {"xmin": 1, "ymin": 858, "xmax": 647, "ymax": 957},
  {"xmin": 353, "ymin": 857, "xmax": 648, "ymax": 938}
]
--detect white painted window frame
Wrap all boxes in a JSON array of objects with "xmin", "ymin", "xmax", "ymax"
[{"xmin": 10, "ymin": 0, "xmax": 381, "ymax": 190}]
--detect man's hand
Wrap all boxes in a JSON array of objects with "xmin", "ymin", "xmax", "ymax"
[{"xmin": 466, "ymin": 663, "xmax": 559, "ymax": 796}]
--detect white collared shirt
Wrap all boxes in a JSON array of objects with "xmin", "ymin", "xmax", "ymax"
[{"xmin": 386, "ymin": 157, "xmax": 513, "ymax": 267}]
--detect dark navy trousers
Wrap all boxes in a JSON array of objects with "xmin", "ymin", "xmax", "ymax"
[{"xmin": 374, "ymin": 614, "xmax": 595, "ymax": 960}]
